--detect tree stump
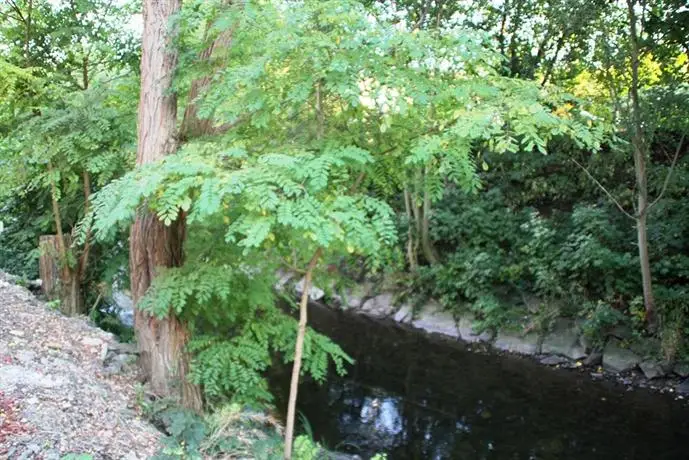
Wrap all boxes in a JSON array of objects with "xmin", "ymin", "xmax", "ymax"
[
  {"xmin": 39, "ymin": 235, "xmax": 63, "ymax": 300},
  {"xmin": 38, "ymin": 234, "xmax": 83, "ymax": 315}
]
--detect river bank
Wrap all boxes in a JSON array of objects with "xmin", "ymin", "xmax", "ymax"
[{"xmin": 280, "ymin": 272, "xmax": 689, "ymax": 399}]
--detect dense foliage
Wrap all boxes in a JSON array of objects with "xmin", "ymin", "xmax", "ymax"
[{"xmin": 1, "ymin": 0, "xmax": 688, "ymax": 455}]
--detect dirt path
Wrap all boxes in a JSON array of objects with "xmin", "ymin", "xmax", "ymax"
[{"xmin": 0, "ymin": 273, "xmax": 160, "ymax": 459}]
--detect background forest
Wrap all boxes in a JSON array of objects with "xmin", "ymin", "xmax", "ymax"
[{"xmin": 1, "ymin": 0, "xmax": 688, "ymax": 458}]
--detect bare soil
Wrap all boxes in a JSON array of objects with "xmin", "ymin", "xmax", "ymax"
[{"xmin": 0, "ymin": 273, "xmax": 161, "ymax": 459}]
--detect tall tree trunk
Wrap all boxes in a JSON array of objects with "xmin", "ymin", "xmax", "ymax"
[
  {"xmin": 498, "ymin": 0, "xmax": 509, "ymax": 57},
  {"xmin": 46, "ymin": 163, "xmax": 84, "ymax": 315},
  {"xmin": 420, "ymin": 187, "xmax": 439, "ymax": 265},
  {"xmin": 61, "ymin": 270, "xmax": 83, "ymax": 316},
  {"xmin": 403, "ymin": 187, "xmax": 418, "ymax": 270},
  {"xmin": 24, "ymin": 0, "xmax": 32, "ymax": 64},
  {"xmin": 507, "ymin": 0, "xmax": 524, "ymax": 77},
  {"xmin": 627, "ymin": 0, "xmax": 656, "ymax": 329},
  {"xmin": 131, "ymin": 0, "xmax": 202, "ymax": 411},
  {"xmin": 284, "ymin": 248, "xmax": 322, "ymax": 460},
  {"xmin": 540, "ymin": 30, "xmax": 566, "ymax": 87}
]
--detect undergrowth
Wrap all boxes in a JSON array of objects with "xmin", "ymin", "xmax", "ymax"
[{"xmin": 136, "ymin": 395, "xmax": 334, "ymax": 460}]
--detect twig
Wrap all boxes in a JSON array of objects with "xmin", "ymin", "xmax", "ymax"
[
  {"xmin": 572, "ymin": 158, "xmax": 636, "ymax": 220},
  {"xmin": 648, "ymin": 133, "xmax": 685, "ymax": 210},
  {"xmin": 90, "ymin": 292, "xmax": 103, "ymax": 314}
]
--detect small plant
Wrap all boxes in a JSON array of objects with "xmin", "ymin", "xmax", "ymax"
[
  {"xmin": 153, "ymin": 408, "xmax": 207, "ymax": 460},
  {"xmin": 292, "ymin": 435, "xmax": 321, "ymax": 460},
  {"xmin": 580, "ymin": 300, "xmax": 627, "ymax": 348},
  {"xmin": 471, "ymin": 295, "xmax": 517, "ymax": 334},
  {"xmin": 61, "ymin": 455, "xmax": 94, "ymax": 460},
  {"xmin": 200, "ymin": 404, "xmax": 283, "ymax": 459}
]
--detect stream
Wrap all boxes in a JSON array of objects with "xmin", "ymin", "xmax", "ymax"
[{"xmin": 270, "ymin": 303, "xmax": 689, "ymax": 459}]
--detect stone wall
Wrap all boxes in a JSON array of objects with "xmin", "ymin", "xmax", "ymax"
[{"xmin": 284, "ymin": 272, "xmax": 689, "ymax": 389}]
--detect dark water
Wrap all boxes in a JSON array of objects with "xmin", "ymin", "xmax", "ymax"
[{"xmin": 270, "ymin": 303, "xmax": 689, "ymax": 460}]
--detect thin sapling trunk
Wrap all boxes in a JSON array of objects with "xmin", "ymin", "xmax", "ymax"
[{"xmin": 284, "ymin": 248, "xmax": 322, "ymax": 459}]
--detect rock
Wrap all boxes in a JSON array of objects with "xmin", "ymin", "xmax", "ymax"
[
  {"xmin": 109, "ymin": 342, "xmax": 138, "ymax": 354},
  {"xmin": 540, "ymin": 355, "xmax": 569, "ymax": 366},
  {"xmin": 43, "ymin": 451, "xmax": 60, "ymax": 460},
  {"xmin": 494, "ymin": 330, "xmax": 541, "ymax": 355},
  {"xmin": 629, "ymin": 337, "xmax": 661, "ymax": 358},
  {"xmin": 361, "ymin": 293, "xmax": 395, "ymax": 318},
  {"xmin": 676, "ymin": 379, "xmax": 689, "ymax": 394},
  {"xmin": 20, "ymin": 443, "xmax": 41, "ymax": 459},
  {"xmin": 9, "ymin": 329, "xmax": 24, "ymax": 337},
  {"xmin": 457, "ymin": 314, "xmax": 493, "ymax": 343},
  {"xmin": 104, "ymin": 353, "xmax": 136, "ymax": 375},
  {"xmin": 46, "ymin": 341, "xmax": 61, "ymax": 350},
  {"xmin": 274, "ymin": 270, "xmax": 294, "ymax": 289},
  {"xmin": 339, "ymin": 283, "xmax": 373, "ymax": 309},
  {"xmin": 0, "ymin": 275, "xmax": 162, "ymax": 457},
  {"xmin": 674, "ymin": 362, "xmax": 689, "ymax": 378},
  {"xmin": 15, "ymin": 350, "xmax": 37, "ymax": 365},
  {"xmin": 27, "ymin": 279, "xmax": 42, "ymax": 290},
  {"xmin": 112, "ymin": 290, "xmax": 135, "ymax": 327},
  {"xmin": 100, "ymin": 343, "xmax": 109, "ymax": 362},
  {"xmin": 541, "ymin": 319, "xmax": 587, "ymax": 360},
  {"xmin": 342, "ymin": 294, "xmax": 364, "ymax": 309},
  {"xmin": 579, "ymin": 333, "xmax": 595, "ymax": 353},
  {"xmin": 294, "ymin": 278, "xmax": 325, "ymax": 301},
  {"xmin": 639, "ymin": 361, "xmax": 664, "ymax": 380},
  {"xmin": 603, "ymin": 339, "xmax": 641, "ymax": 373},
  {"xmin": 321, "ymin": 449, "xmax": 362, "ymax": 460},
  {"xmin": 584, "ymin": 351, "xmax": 603, "ymax": 366},
  {"xmin": 411, "ymin": 302, "xmax": 459, "ymax": 338},
  {"xmin": 393, "ymin": 304, "xmax": 413, "ymax": 323},
  {"xmin": 82, "ymin": 337, "xmax": 103, "ymax": 347},
  {"xmin": 608, "ymin": 324, "xmax": 634, "ymax": 340},
  {"xmin": 0, "ymin": 365, "xmax": 67, "ymax": 389}
]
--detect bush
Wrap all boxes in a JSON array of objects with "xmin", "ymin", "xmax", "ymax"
[
  {"xmin": 406, "ymin": 188, "xmax": 646, "ymax": 333},
  {"xmin": 579, "ymin": 300, "xmax": 628, "ymax": 349}
]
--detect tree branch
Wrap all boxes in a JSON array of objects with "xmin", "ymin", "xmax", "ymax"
[
  {"xmin": 648, "ymin": 133, "xmax": 685, "ymax": 210},
  {"xmin": 0, "ymin": 9, "xmax": 22, "ymax": 23},
  {"xmin": 572, "ymin": 158, "xmax": 636, "ymax": 220},
  {"xmin": 47, "ymin": 161, "xmax": 68, "ymax": 262},
  {"xmin": 4, "ymin": 0, "xmax": 25, "ymax": 23}
]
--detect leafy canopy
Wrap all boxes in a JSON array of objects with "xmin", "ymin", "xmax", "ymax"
[{"xmin": 87, "ymin": 0, "xmax": 608, "ymax": 403}]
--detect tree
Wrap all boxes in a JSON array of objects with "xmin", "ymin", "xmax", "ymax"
[
  {"xmin": 365, "ymin": 0, "xmax": 607, "ymax": 83},
  {"xmin": 575, "ymin": 0, "xmax": 688, "ymax": 329},
  {"xmin": 88, "ymin": 5, "xmax": 605, "ymax": 458},
  {"xmin": 0, "ymin": 0, "xmax": 138, "ymax": 314},
  {"xmin": 129, "ymin": 0, "xmax": 203, "ymax": 410}
]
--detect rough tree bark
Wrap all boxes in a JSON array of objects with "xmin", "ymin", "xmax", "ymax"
[
  {"xmin": 44, "ymin": 162, "xmax": 85, "ymax": 315},
  {"xmin": 131, "ymin": 0, "xmax": 202, "ymax": 411}
]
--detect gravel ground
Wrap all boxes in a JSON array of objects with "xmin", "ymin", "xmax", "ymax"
[{"xmin": 0, "ymin": 273, "xmax": 161, "ymax": 459}]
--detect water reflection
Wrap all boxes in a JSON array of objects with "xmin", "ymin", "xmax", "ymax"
[{"xmin": 270, "ymin": 304, "xmax": 689, "ymax": 459}]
